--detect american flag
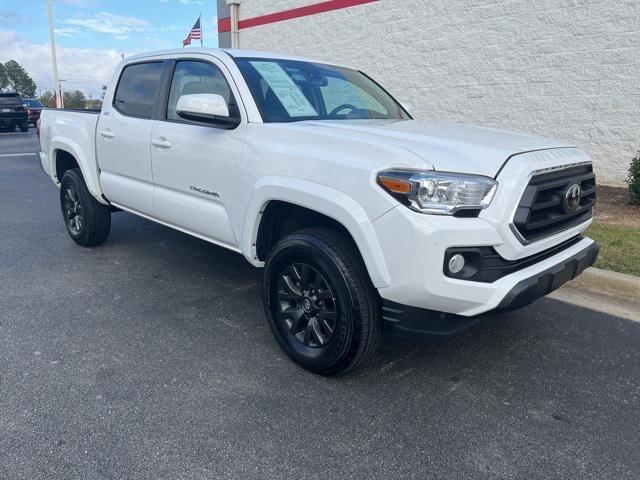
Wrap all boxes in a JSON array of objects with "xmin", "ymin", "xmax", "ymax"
[{"xmin": 182, "ymin": 17, "xmax": 202, "ymax": 46}]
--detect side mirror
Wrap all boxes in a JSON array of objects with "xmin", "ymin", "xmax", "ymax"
[{"xmin": 176, "ymin": 93, "xmax": 240, "ymax": 129}]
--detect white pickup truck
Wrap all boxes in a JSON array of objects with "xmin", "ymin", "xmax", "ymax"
[{"xmin": 40, "ymin": 48, "xmax": 599, "ymax": 375}]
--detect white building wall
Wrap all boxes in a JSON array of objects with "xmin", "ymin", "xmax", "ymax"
[{"xmin": 235, "ymin": 0, "xmax": 640, "ymax": 183}]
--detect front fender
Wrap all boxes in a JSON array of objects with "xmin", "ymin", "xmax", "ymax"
[
  {"xmin": 240, "ymin": 176, "xmax": 391, "ymax": 288},
  {"xmin": 50, "ymin": 137, "xmax": 106, "ymax": 204}
]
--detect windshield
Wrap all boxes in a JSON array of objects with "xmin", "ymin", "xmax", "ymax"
[
  {"xmin": 235, "ymin": 58, "xmax": 411, "ymax": 123},
  {"xmin": 23, "ymin": 99, "xmax": 43, "ymax": 108}
]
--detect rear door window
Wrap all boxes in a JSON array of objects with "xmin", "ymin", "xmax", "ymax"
[{"xmin": 113, "ymin": 62, "xmax": 164, "ymax": 119}]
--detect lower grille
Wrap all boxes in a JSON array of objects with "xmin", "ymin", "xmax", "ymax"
[
  {"xmin": 443, "ymin": 235, "xmax": 583, "ymax": 283},
  {"xmin": 512, "ymin": 163, "xmax": 596, "ymax": 243}
]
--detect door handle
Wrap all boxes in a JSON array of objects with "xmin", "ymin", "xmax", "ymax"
[
  {"xmin": 99, "ymin": 129, "xmax": 115, "ymax": 139},
  {"xmin": 152, "ymin": 138, "xmax": 172, "ymax": 149}
]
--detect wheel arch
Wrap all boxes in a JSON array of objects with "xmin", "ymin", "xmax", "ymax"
[
  {"xmin": 54, "ymin": 149, "xmax": 80, "ymax": 183},
  {"xmin": 49, "ymin": 138, "xmax": 107, "ymax": 204},
  {"xmin": 241, "ymin": 177, "xmax": 391, "ymax": 288}
]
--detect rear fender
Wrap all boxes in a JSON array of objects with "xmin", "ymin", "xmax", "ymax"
[{"xmin": 50, "ymin": 137, "xmax": 107, "ymax": 204}]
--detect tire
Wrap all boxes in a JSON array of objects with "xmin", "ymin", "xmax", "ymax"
[
  {"xmin": 19, "ymin": 124, "xmax": 28, "ymax": 132},
  {"xmin": 263, "ymin": 228, "xmax": 382, "ymax": 375},
  {"xmin": 59, "ymin": 168, "xmax": 111, "ymax": 246}
]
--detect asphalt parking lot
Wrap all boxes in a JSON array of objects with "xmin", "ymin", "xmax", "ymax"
[{"xmin": 1, "ymin": 130, "xmax": 639, "ymax": 480}]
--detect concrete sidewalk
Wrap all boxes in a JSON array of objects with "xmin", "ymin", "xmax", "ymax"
[{"xmin": 551, "ymin": 268, "xmax": 640, "ymax": 322}]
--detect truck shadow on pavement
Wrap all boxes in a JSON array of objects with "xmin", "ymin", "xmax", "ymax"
[{"xmin": 102, "ymin": 210, "xmax": 639, "ymax": 383}]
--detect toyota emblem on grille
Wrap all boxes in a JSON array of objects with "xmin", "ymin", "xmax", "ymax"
[{"xmin": 564, "ymin": 183, "xmax": 582, "ymax": 213}]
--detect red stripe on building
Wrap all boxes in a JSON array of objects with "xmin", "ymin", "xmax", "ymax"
[{"xmin": 218, "ymin": 0, "xmax": 378, "ymax": 33}]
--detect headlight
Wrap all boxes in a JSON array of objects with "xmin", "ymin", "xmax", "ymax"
[{"xmin": 377, "ymin": 169, "xmax": 498, "ymax": 215}]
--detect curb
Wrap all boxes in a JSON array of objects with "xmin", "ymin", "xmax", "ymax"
[{"xmin": 549, "ymin": 267, "xmax": 640, "ymax": 322}]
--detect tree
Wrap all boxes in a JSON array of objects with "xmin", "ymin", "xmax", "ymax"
[
  {"xmin": 100, "ymin": 85, "xmax": 107, "ymax": 101},
  {"xmin": 39, "ymin": 89, "xmax": 89, "ymax": 109},
  {"xmin": 86, "ymin": 98, "xmax": 103, "ymax": 110},
  {"xmin": 3, "ymin": 60, "xmax": 37, "ymax": 97},
  {"xmin": 0, "ymin": 64, "xmax": 8, "ymax": 91},
  {"xmin": 39, "ymin": 90, "xmax": 56, "ymax": 108},
  {"xmin": 63, "ymin": 90, "xmax": 87, "ymax": 109}
]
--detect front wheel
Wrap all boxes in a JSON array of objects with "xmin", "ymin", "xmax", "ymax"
[
  {"xmin": 19, "ymin": 124, "xmax": 28, "ymax": 132},
  {"xmin": 60, "ymin": 169, "xmax": 111, "ymax": 246},
  {"xmin": 263, "ymin": 228, "xmax": 382, "ymax": 375}
]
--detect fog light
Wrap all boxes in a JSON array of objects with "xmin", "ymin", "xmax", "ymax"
[{"xmin": 448, "ymin": 254, "xmax": 465, "ymax": 274}]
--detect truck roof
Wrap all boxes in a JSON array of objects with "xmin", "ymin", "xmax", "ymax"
[{"xmin": 124, "ymin": 48, "xmax": 340, "ymax": 67}]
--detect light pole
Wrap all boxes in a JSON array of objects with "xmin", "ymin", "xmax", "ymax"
[
  {"xmin": 58, "ymin": 79, "xmax": 66, "ymax": 106},
  {"xmin": 47, "ymin": 0, "xmax": 64, "ymax": 108}
]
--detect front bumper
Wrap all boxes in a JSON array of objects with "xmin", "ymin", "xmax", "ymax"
[
  {"xmin": 383, "ymin": 240, "xmax": 599, "ymax": 338},
  {"xmin": 373, "ymin": 203, "xmax": 594, "ymax": 316},
  {"xmin": 496, "ymin": 239, "xmax": 598, "ymax": 310}
]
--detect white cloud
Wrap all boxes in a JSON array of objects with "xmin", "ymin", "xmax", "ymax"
[
  {"xmin": 62, "ymin": 12, "xmax": 150, "ymax": 37},
  {"xmin": 178, "ymin": 0, "xmax": 203, "ymax": 5},
  {"xmin": 0, "ymin": 31, "xmax": 127, "ymax": 97}
]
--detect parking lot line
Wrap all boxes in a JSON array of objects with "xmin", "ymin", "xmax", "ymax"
[{"xmin": 0, "ymin": 153, "xmax": 38, "ymax": 157}]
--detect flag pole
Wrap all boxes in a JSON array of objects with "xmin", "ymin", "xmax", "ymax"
[{"xmin": 200, "ymin": 13, "xmax": 203, "ymax": 47}]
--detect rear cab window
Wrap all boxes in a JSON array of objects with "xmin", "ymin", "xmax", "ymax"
[{"xmin": 113, "ymin": 62, "xmax": 164, "ymax": 118}]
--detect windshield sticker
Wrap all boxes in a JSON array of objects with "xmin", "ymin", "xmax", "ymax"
[{"xmin": 250, "ymin": 61, "xmax": 318, "ymax": 117}]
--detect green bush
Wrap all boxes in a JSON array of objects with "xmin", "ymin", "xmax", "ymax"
[{"xmin": 629, "ymin": 151, "xmax": 640, "ymax": 204}]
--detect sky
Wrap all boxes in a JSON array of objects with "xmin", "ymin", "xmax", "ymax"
[{"xmin": 0, "ymin": 0, "xmax": 218, "ymax": 97}]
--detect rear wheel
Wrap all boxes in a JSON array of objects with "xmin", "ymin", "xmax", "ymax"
[
  {"xmin": 59, "ymin": 169, "xmax": 111, "ymax": 246},
  {"xmin": 19, "ymin": 123, "xmax": 28, "ymax": 132},
  {"xmin": 263, "ymin": 228, "xmax": 382, "ymax": 375}
]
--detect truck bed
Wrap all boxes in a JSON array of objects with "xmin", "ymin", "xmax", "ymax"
[{"xmin": 39, "ymin": 108, "xmax": 104, "ymax": 201}]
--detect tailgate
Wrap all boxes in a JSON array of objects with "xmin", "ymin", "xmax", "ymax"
[{"xmin": 0, "ymin": 97, "xmax": 25, "ymax": 118}]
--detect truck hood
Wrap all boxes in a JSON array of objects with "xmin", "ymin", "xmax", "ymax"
[{"xmin": 301, "ymin": 119, "xmax": 572, "ymax": 177}]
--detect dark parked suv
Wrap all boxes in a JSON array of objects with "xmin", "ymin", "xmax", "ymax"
[
  {"xmin": 23, "ymin": 98, "xmax": 44, "ymax": 126},
  {"xmin": 0, "ymin": 93, "xmax": 29, "ymax": 132}
]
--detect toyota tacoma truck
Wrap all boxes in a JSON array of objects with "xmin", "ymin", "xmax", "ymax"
[{"xmin": 39, "ymin": 48, "xmax": 599, "ymax": 375}]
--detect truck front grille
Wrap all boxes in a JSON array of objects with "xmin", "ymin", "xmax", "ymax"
[{"xmin": 512, "ymin": 163, "xmax": 596, "ymax": 243}]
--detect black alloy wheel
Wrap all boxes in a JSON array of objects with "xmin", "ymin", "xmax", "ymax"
[
  {"xmin": 263, "ymin": 228, "xmax": 382, "ymax": 375},
  {"xmin": 63, "ymin": 183, "xmax": 84, "ymax": 237},
  {"xmin": 59, "ymin": 168, "xmax": 111, "ymax": 246},
  {"xmin": 276, "ymin": 263, "xmax": 338, "ymax": 348}
]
